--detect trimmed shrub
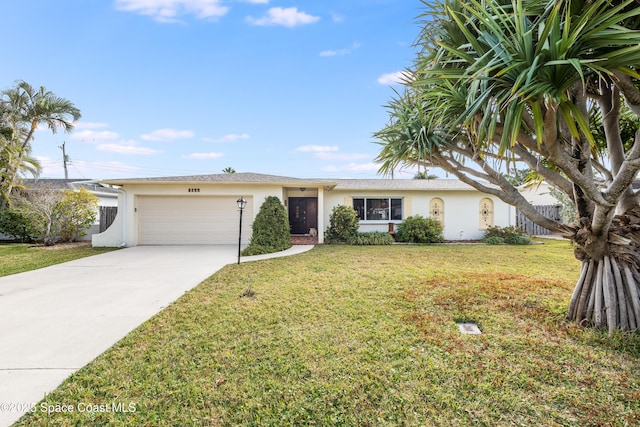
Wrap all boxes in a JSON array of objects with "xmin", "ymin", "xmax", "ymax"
[
  {"xmin": 484, "ymin": 236, "xmax": 505, "ymax": 245},
  {"xmin": 348, "ymin": 231, "xmax": 395, "ymax": 246},
  {"xmin": 325, "ymin": 205, "xmax": 359, "ymax": 244},
  {"xmin": 395, "ymin": 215, "xmax": 445, "ymax": 244},
  {"xmin": 483, "ymin": 226, "xmax": 531, "ymax": 245},
  {"xmin": 242, "ymin": 196, "xmax": 291, "ymax": 256}
]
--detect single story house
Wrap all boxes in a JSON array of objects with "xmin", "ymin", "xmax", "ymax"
[{"xmin": 92, "ymin": 172, "xmax": 516, "ymax": 247}]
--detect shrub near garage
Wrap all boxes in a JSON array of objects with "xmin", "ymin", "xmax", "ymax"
[{"xmin": 241, "ymin": 196, "xmax": 291, "ymax": 256}]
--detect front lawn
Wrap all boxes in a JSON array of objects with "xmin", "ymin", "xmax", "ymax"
[
  {"xmin": 0, "ymin": 243, "xmax": 117, "ymax": 277},
  {"xmin": 15, "ymin": 240, "xmax": 640, "ymax": 426}
]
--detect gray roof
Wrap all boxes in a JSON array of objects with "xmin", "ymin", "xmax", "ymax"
[
  {"xmin": 24, "ymin": 179, "xmax": 119, "ymax": 194},
  {"xmin": 100, "ymin": 173, "xmax": 482, "ymax": 192},
  {"xmin": 102, "ymin": 172, "xmax": 334, "ymax": 186},
  {"xmin": 332, "ymin": 179, "xmax": 477, "ymax": 191},
  {"xmin": 24, "ymin": 178, "xmax": 87, "ymax": 190}
]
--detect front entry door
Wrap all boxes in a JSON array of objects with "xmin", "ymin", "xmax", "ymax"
[{"xmin": 289, "ymin": 197, "xmax": 318, "ymax": 234}]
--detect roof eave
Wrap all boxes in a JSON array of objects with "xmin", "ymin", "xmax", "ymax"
[{"xmin": 99, "ymin": 179, "xmax": 338, "ymax": 188}]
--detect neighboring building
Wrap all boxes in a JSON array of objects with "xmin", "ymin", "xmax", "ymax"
[
  {"xmin": 516, "ymin": 181, "xmax": 565, "ymax": 235},
  {"xmin": 23, "ymin": 179, "xmax": 118, "ymax": 240},
  {"xmin": 92, "ymin": 172, "xmax": 515, "ymax": 247},
  {"xmin": 518, "ymin": 181, "xmax": 560, "ymax": 206}
]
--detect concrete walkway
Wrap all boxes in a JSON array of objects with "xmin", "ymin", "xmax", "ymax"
[{"xmin": 0, "ymin": 244, "xmax": 313, "ymax": 426}]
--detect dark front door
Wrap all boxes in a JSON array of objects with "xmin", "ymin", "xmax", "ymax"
[{"xmin": 289, "ymin": 197, "xmax": 318, "ymax": 235}]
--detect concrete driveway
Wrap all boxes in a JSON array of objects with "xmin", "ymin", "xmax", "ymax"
[{"xmin": 0, "ymin": 245, "xmax": 313, "ymax": 426}]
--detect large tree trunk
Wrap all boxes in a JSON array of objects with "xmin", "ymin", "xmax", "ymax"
[{"xmin": 567, "ymin": 207, "xmax": 640, "ymax": 334}]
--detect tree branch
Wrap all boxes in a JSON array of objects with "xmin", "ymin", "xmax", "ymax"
[
  {"xmin": 511, "ymin": 143, "xmax": 574, "ymax": 195},
  {"xmin": 604, "ymin": 129, "xmax": 640, "ymax": 204},
  {"xmin": 542, "ymin": 129, "xmax": 611, "ymax": 206},
  {"xmin": 431, "ymin": 151, "xmax": 570, "ymax": 235},
  {"xmin": 613, "ymin": 70, "xmax": 640, "ymax": 115}
]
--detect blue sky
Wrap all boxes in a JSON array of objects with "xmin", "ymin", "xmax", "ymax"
[{"xmin": 2, "ymin": 0, "xmax": 428, "ymax": 180}]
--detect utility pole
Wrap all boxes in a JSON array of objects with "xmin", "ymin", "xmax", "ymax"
[{"xmin": 59, "ymin": 141, "xmax": 69, "ymax": 179}]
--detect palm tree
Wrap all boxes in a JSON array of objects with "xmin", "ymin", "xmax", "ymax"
[
  {"xmin": 222, "ymin": 167, "xmax": 236, "ymax": 174},
  {"xmin": 375, "ymin": 0, "xmax": 640, "ymax": 333},
  {"xmin": 0, "ymin": 81, "xmax": 81, "ymax": 203}
]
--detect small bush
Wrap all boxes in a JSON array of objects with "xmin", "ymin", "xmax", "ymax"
[
  {"xmin": 242, "ymin": 196, "xmax": 291, "ymax": 256},
  {"xmin": 325, "ymin": 205, "xmax": 359, "ymax": 244},
  {"xmin": 483, "ymin": 226, "xmax": 531, "ymax": 245},
  {"xmin": 348, "ymin": 231, "xmax": 395, "ymax": 246},
  {"xmin": 484, "ymin": 236, "xmax": 505, "ymax": 245},
  {"xmin": 0, "ymin": 207, "xmax": 38, "ymax": 242},
  {"xmin": 395, "ymin": 215, "xmax": 445, "ymax": 244}
]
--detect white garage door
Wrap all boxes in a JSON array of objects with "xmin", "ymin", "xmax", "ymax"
[{"xmin": 137, "ymin": 196, "xmax": 253, "ymax": 245}]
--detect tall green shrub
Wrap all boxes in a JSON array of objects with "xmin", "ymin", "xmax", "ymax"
[
  {"xmin": 242, "ymin": 196, "xmax": 291, "ymax": 256},
  {"xmin": 56, "ymin": 188, "xmax": 99, "ymax": 242},
  {"xmin": 396, "ymin": 215, "xmax": 444, "ymax": 243},
  {"xmin": 325, "ymin": 205, "xmax": 359, "ymax": 244},
  {"xmin": 0, "ymin": 206, "xmax": 38, "ymax": 242}
]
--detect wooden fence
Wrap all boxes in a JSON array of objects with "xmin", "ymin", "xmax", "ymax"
[
  {"xmin": 516, "ymin": 205, "xmax": 562, "ymax": 236},
  {"xmin": 99, "ymin": 206, "xmax": 118, "ymax": 233}
]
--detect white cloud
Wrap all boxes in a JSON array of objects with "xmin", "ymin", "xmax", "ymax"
[
  {"xmin": 97, "ymin": 140, "xmax": 161, "ymax": 155},
  {"xmin": 297, "ymin": 145, "xmax": 369, "ymax": 161},
  {"xmin": 331, "ymin": 12, "xmax": 344, "ymax": 23},
  {"xmin": 315, "ymin": 152, "xmax": 371, "ymax": 161},
  {"xmin": 114, "ymin": 0, "xmax": 229, "ymax": 23},
  {"xmin": 243, "ymin": 0, "xmax": 268, "ymax": 3},
  {"xmin": 73, "ymin": 122, "xmax": 110, "ymax": 130},
  {"xmin": 377, "ymin": 70, "xmax": 412, "ymax": 85},
  {"xmin": 246, "ymin": 7, "xmax": 320, "ymax": 27},
  {"xmin": 345, "ymin": 162, "xmax": 379, "ymax": 172},
  {"xmin": 183, "ymin": 152, "xmax": 224, "ymax": 159},
  {"xmin": 204, "ymin": 133, "xmax": 250, "ymax": 143},
  {"xmin": 322, "ymin": 162, "xmax": 379, "ymax": 173},
  {"xmin": 140, "ymin": 128, "xmax": 195, "ymax": 141},
  {"xmin": 297, "ymin": 145, "xmax": 338, "ymax": 153},
  {"xmin": 72, "ymin": 130, "xmax": 120, "ymax": 141},
  {"xmin": 320, "ymin": 42, "xmax": 361, "ymax": 57}
]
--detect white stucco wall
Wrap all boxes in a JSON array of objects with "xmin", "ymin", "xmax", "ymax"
[
  {"xmin": 324, "ymin": 189, "xmax": 513, "ymax": 241},
  {"xmin": 92, "ymin": 183, "xmax": 285, "ymax": 247},
  {"xmin": 92, "ymin": 179, "xmax": 517, "ymax": 246},
  {"xmin": 92, "ymin": 191, "xmax": 126, "ymax": 247},
  {"xmin": 519, "ymin": 182, "xmax": 559, "ymax": 205},
  {"xmin": 77, "ymin": 193, "xmax": 119, "ymax": 242}
]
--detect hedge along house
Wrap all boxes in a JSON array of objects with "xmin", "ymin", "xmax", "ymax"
[{"xmin": 92, "ymin": 172, "xmax": 515, "ymax": 247}]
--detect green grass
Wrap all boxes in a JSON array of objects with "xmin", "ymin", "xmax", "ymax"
[
  {"xmin": 0, "ymin": 243, "xmax": 117, "ymax": 277},
  {"xmin": 15, "ymin": 240, "xmax": 640, "ymax": 426}
]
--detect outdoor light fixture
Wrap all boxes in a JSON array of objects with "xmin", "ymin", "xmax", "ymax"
[{"xmin": 237, "ymin": 197, "xmax": 247, "ymax": 264}]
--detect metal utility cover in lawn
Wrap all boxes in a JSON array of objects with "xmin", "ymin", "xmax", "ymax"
[{"xmin": 457, "ymin": 322, "xmax": 481, "ymax": 334}]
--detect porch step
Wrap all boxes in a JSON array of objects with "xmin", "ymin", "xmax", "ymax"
[{"xmin": 290, "ymin": 235, "xmax": 318, "ymax": 245}]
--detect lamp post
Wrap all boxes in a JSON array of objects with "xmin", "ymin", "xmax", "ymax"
[{"xmin": 237, "ymin": 197, "xmax": 247, "ymax": 264}]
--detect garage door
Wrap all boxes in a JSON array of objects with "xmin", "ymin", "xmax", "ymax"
[{"xmin": 137, "ymin": 196, "xmax": 253, "ymax": 245}]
